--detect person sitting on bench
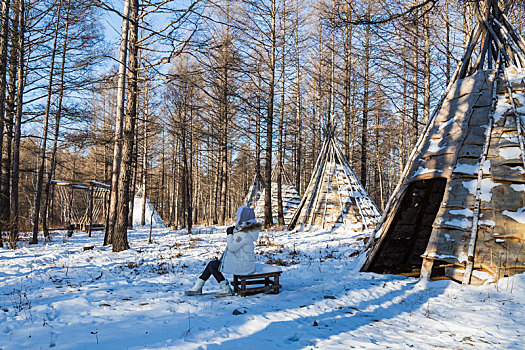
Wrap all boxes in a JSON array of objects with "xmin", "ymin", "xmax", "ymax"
[{"xmin": 185, "ymin": 206, "xmax": 261, "ymax": 297}]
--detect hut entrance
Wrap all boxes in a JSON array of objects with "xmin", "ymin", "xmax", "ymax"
[{"xmin": 367, "ymin": 178, "xmax": 447, "ymax": 276}]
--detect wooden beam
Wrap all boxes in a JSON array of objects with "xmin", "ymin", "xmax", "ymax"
[
  {"xmin": 501, "ymin": 14, "xmax": 525, "ymax": 56},
  {"xmin": 420, "ymin": 258, "xmax": 434, "ymax": 280},
  {"xmin": 459, "ymin": 23, "xmax": 483, "ymax": 79},
  {"xmin": 462, "ymin": 66, "xmax": 500, "ymax": 286},
  {"xmin": 88, "ymin": 185, "xmax": 94, "ymax": 237}
]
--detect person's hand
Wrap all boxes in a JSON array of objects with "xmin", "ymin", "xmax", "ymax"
[{"xmin": 226, "ymin": 226, "xmax": 234, "ymax": 235}]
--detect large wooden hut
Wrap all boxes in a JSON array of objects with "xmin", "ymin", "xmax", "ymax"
[{"xmin": 362, "ymin": 0, "xmax": 525, "ymax": 285}]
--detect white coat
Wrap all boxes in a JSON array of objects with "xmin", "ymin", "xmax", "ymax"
[{"xmin": 220, "ymin": 224, "xmax": 260, "ymax": 275}]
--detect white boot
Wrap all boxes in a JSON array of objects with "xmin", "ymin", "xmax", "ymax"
[
  {"xmin": 185, "ymin": 278, "xmax": 205, "ymax": 296},
  {"xmin": 214, "ymin": 280, "xmax": 233, "ymax": 297}
]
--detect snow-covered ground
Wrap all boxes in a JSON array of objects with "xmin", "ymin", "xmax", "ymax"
[{"xmin": 0, "ymin": 227, "xmax": 523, "ymax": 349}]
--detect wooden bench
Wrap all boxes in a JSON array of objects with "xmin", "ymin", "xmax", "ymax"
[{"xmin": 232, "ymin": 270, "xmax": 282, "ymax": 297}]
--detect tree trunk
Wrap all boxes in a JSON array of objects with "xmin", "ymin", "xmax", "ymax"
[
  {"xmin": 423, "ymin": 5, "xmax": 431, "ymax": 125},
  {"xmin": 140, "ymin": 98, "xmax": 148, "ymax": 226},
  {"xmin": 399, "ymin": 52, "xmax": 408, "ymax": 174},
  {"xmin": 219, "ymin": 136, "xmax": 228, "ymax": 224},
  {"xmin": 0, "ymin": 0, "xmax": 10, "ymax": 245},
  {"xmin": 113, "ymin": 0, "xmax": 139, "ymax": 252},
  {"xmin": 445, "ymin": 0, "xmax": 451, "ymax": 85},
  {"xmin": 31, "ymin": 0, "xmax": 63, "ymax": 244},
  {"xmin": 264, "ymin": 0, "xmax": 276, "ymax": 227},
  {"xmin": 43, "ymin": 1, "xmax": 70, "ymax": 238},
  {"xmin": 361, "ymin": 0, "xmax": 371, "ymax": 188},
  {"xmin": 105, "ymin": 0, "xmax": 130, "ymax": 246},
  {"xmin": 294, "ymin": 0, "xmax": 302, "ymax": 194},
  {"xmin": 255, "ymin": 73, "xmax": 262, "ymax": 179},
  {"xmin": 412, "ymin": 0, "xmax": 419, "ymax": 145},
  {"xmin": 10, "ymin": 0, "xmax": 25, "ymax": 243},
  {"xmin": 342, "ymin": 1, "xmax": 352, "ymax": 160},
  {"xmin": 128, "ymin": 116, "xmax": 138, "ymax": 227},
  {"xmin": 277, "ymin": 0, "xmax": 286, "ymax": 226},
  {"xmin": 0, "ymin": 0, "xmax": 18, "ymax": 232},
  {"xmin": 218, "ymin": 8, "xmax": 231, "ymax": 225}
]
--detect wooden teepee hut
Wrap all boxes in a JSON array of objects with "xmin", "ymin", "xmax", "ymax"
[
  {"xmin": 244, "ymin": 165, "xmax": 302, "ymax": 225},
  {"xmin": 244, "ymin": 172, "xmax": 265, "ymax": 208},
  {"xmin": 287, "ymin": 124, "xmax": 381, "ymax": 233},
  {"xmin": 362, "ymin": 0, "xmax": 525, "ymax": 285}
]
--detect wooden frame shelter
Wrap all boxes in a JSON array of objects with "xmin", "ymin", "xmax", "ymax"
[{"xmin": 50, "ymin": 180, "xmax": 110, "ymax": 236}]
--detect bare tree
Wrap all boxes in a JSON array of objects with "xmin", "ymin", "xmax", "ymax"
[
  {"xmin": 113, "ymin": 0, "xmax": 139, "ymax": 252},
  {"xmin": 105, "ymin": 0, "xmax": 130, "ymax": 246}
]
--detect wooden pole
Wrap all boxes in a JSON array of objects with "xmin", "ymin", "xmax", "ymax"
[
  {"xmin": 88, "ymin": 185, "xmax": 94, "ymax": 237},
  {"xmin": 68, "ymin": 187, "xmax": 73, "ymax": 237},
  {"xmin": 462, "ymin": 66, "xmax": 499, "ymax": 286}
]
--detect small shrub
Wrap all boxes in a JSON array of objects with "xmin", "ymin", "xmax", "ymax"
[{"xmin": 265, "ymin": 258, "xmax": 296, "ymax": 266}]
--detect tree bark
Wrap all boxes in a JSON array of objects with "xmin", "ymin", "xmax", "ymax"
[
  {"xmin": 412, "ymin": 0, "xmax": 419, "ymax": 145},
  {"xmin": 277, "ymin": 0, "xmax": 286, "ymax": 226},
  {"xmin": 294, "ymin": 0, "xmax": 302, "ymax": 194},
  {"xmin": 113, "ymin": 0, "xmax": 139, "ymax": 252},
  {"xmin": 10, "ymin": 0, "xmax": 25, "ymax": 243},
  {"xmin": 31, "ymin": 0, "xmax": 63, "ymax": 244},
  {"xmin": 0, "ymin": 0, "xmax": 18, "ymax": 232},
  {"xmin": 264, "ymin": 0, "xmax": 277, "ymax": 227},
  {"xmin": 0, "ymin": 0, "xmax": 10, "ymax": 245},
  {"xmin": 423, "ymin": 4, "xmax": 431, "ymax": 125},
  {"xmin": 342, "ymin": 0, "xmax": 352, "ymax": 160},
  {"xmin": 43, "ymin": 0, "xmax": 70, "ymax": 238},
  {"xmin": 105, "ymin": 0, "xmax": 130, "ymax": 246},
  {"xmin": 140, "ymin": 90, "xmax": 148, "ymax": 226},
  {"xmin": 445, "ymin": 0, "xmax": 451, "ymax": 85},
  {"xmin": 361, "ymin": 0, "xmax": 371, "ymax": 188}
]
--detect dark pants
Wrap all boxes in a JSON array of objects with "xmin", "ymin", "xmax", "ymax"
[{"xmin": 199, "ymin": 260, "xmax": 225, "ymax": 283}]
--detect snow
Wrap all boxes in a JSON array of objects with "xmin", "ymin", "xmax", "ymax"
[
  {"xmin": 511, "ymin": 184, "xmax": 525, "ymax": 192},
  {"xmin": 424, "ymin": 253, "xmax": 458, "ymax": 261},
  {"xmin": 413, "ymin": 166, "xmax": 442, "ymax": 177},
  {"xmin": 427, "ymin": 139, "xmax": 445, "ymax": 153},
  {"xmin": 478, "ymin": 219, "xmax": 496, "ymax": 228},
  {"xmin": 454, "ymin": 163, "xmax": 478, "ymax": 175},
  {"xmin": 502, "ymin": 133, "xmax": 519, "ymax": 143},
  {"xmin": 462, "ymin": 178, "xmax": 502, "ymax": 202},
  {"xmin": 253, "ymin": 263, "xmax": 282, "ymax": 273},
  {"xmin": 506, "ymin": 68, "xmax": 525, "ymax": 85},
  {"xmin": 0, "ymin": 227, "xmax": 523, "ymax": 349},
  {"xmin": 437, "ymin": 117, "xmax": 457, "ymax": 131},
  {"xmin": 502, "ymin": 207, "xmax": 525, "ymax": 224},
  {"xmin": 443, "ymin": 218, "xmax": 472, "ymax": 230},
  {"xmin": 510, "ymin": 166, "xmax": 525, "ymax": 175},
  {"xmin": 499, "ymin": 147, "xmax": 522, "ymax": 160},
  {"xmin": 471, "ymin": 269, "xmax": 494, "ymax": 282},
  {"xmin": 481, "ymin": 160, "xmax": 491, "ymax": 173},
  {"xmin": 493, "ymin": 96, "xmax": 511, "ymax": 123},
  {"xmin": 449, "ymin": 208, "xmax": 474, "ymax": 217}
]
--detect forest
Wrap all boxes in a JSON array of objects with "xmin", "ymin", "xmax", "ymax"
[
  {"xmin": 1, "ymin": 0, "xmax": 524, "ymax": 348},
  {"xmin": 0, "ymin": 0, "xmax": 523, "ymax": 249}
]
